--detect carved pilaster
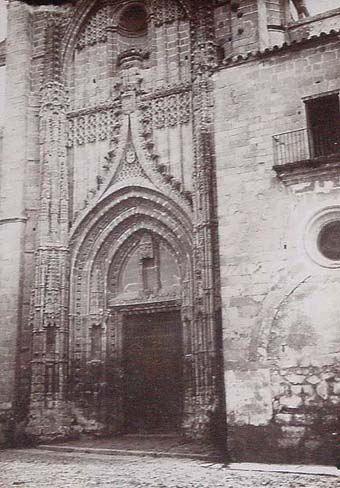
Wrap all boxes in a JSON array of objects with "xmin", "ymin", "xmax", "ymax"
[
  {"xmin": 191, "ymin": 2, "xmax": 218, "ymax": 79},
  {"xmin": 28, "ymin": 79, "xmax": 71, "ymax": 439},
  {"xmin": 187, "ymin": 1, "xmax": 225, "ymax": 439}
]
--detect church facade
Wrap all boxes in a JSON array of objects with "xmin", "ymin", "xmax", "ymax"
[{"xmin": 0, "ymin": 0, "xmax": 340, "ymax": 464}]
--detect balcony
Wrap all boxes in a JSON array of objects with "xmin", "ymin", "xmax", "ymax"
[{"xmin": 272, "ymin": 126, "xmax": 340, "ymax": 182}]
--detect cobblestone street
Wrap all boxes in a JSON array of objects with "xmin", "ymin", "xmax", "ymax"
[{"xmin": 0, "ymin": 449, "xmax": 338, "ymax": 488}]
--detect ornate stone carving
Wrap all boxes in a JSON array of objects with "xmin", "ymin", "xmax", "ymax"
[
  {"xmin": 25, "ymin": 0, "xmax": 225, "ymax": 442},
  {"xmin": 138, "ymin": 232, "xmax": 154, "ymax": 260},
  {"xmin": 137, "ymin": 88, "xmax": 193, "ymax": 206},
  {"xmin": 180, "ymin": 0, "xmax": 224, "ymax": 436},
  {"xmin": 112, "ymin": 142, "xmax": 148, "ymax": 184},
  {"xmin": 149, "ymin": 0, "xmax": 187, "ymax": 26},
  {"xmin": 69, "ymin": 184, "xmax": 193, "ymax": 432},
  {"xmin": 76, "ymin": 5, "xmax": 110, "ymax": 50},
  {"xmin": 27, "ymin": 79, "xmax": 71, "ymax": 438},
  {"xmin": 41, "ymin": 12, "xmax": 65, "ymax": 84},
  {"xmin": 40, "ymin": 82, "xmax": 68, "ymax": 115},
  {"xmin": 141, "ymin": 83, "xmax": 192, "ymax": 129},
  {"xmin": 192, "ymin": 40, "xmax": 219, "ymax": 77},
  {"xmin": 190, "ymin": 3, "xmax": 218, "ymax": 78},
  {"xmin": 66, "ymin": 102, "xmax": 122, "ymax": 148},
  {"xmin": 117, "ymin": 48, "xmax": 149, "ymax": 69},
  {"xmin": 151, "ymin": 91, "xmax": 191, "ymax": 129}
]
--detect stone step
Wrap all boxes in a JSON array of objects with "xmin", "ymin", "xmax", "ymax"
[
  {"xmin": 38, "ymin": 444, "xmax": 221, "ymax": 462},
  {"xmin": 38, "ymin": 434, "xmax": 224, "ymax": 462}
]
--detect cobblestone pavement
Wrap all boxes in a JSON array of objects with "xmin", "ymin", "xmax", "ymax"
[{"xmin": 0, "ymin": 449, "xmax": 338, "ymax": 488}]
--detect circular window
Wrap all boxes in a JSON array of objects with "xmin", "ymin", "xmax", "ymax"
[
  {"xmin": 119, "ymin": 4, "xmax": 148, "ymax": 35},
  {"xmin": 317, "ymin": 221, "xmax": 340, "ymax": 261},
  {"xmin": 304, "ymin": 207, "xmax": 340, "ymax": 268}
]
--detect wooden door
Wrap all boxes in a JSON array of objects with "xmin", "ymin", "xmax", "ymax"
[{"xmin": 123, "ymin": 310, "xmax": 183, "ymax": 433}]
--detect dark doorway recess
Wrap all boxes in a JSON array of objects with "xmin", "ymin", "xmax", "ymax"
[
  {"xmin": 305, "ymin": 93, "xmax": 340, "ymax": 158},
  {"xmin": 123, "ymin": 310, "xmax": 183, "ymax": 434}
]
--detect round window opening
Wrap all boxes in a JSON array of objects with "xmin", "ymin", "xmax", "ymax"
[
  {"xmin": 119, "ymin": 4, "xmax": 148, "ymax": 34},
  {"xmin": 317, "ymin": 220, "xmax": 340, "ymax": 261}
]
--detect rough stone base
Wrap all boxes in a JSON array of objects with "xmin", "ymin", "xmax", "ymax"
[
  {"xmin": 227, "ymin": 423, "xmax": 339, "ymax": 465},
  {"xmin": 0, "ymin": 408, "xmax": 15, "ymax": 447},
  {"xmin": 25, "ymin": 402, "xmax": 74, "ymax": 443}
]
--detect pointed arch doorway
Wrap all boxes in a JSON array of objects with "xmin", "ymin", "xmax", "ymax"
[
  {"xmin": 108, "ymin": 230, "xmax": 187, "ymax": 434},
  {"xmin": 69, "ymin": 184, "xmax": 220, "ymax": 439}
]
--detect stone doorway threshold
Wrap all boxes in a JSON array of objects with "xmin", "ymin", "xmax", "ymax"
[{"xmin": 39, "ymin": 434, "xmax": 225, "ymax": 462}]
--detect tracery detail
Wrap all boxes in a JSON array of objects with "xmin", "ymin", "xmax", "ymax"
[
  {"xmin": 66, "ymin": 102, "xmax": 122, "ymax": 148},
  {"xmin": 76, "ymin": 5, "xmax": 110, "ymax": 50},
  {"xmin": 150, "ymin": 90, "xmax": 191, "ymax": 129},
  {"xmin": 150, "ymin": 0, "xmax": 187, "ymax": 26}
]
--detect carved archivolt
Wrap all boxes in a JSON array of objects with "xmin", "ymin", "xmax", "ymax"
[
  {"xmin": 71, "ymin": 187, "xmax": 192, "ymax": 269},
  {"xmin": 69, "ymin": 185, "xmax": 193, "ymax": 362},
  {"xmin": 67, "ymin": 180, "xmax": 194, "ymax": 433}
]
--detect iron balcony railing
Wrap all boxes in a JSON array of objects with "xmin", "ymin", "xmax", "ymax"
[{"xmin": 273, "ymin": 125, "xmax": 340, "ymax": 166}]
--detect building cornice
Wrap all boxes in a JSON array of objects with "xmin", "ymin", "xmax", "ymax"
[{"xmin": 217, "ymin": 28, "xmax": 340, "ymax": 71}]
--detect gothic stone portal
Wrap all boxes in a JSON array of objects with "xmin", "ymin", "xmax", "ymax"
[
  {"xmin": 110, "ymin": 233, "xmax": 184, "ymax": 433},
  {"xmin": 68, "ymin": 212, "xmax": 214, "ymax": 437},
  {"xmin": 23, "ymin": 0, "xmax": 223, "ymax": 445},
  {"xmin": 123, "ymin": 310, "xmax": 183, "ymax": 433}
]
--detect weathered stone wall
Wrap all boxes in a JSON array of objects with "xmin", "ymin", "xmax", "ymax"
[
  {"xmin": 0, "ymin": 64, "xmax": 5, "ymax": 124},
  {"xmin": 0, "ymin": 1, "xmax": 34, "ymax": 445},
  {"xmin": 0, "ymin": 128, "xmax": 3, "ymax": 166},
  {"xmin": 12, "ymin": 5, "xmax": 44, "ymax": 433},
  {"xmin": 214, "ymin": 36, "xmax": 340, "ymax": 463}
]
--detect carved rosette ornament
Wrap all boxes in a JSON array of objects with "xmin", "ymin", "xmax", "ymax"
[{"xmin": 27, "ymin": 79, "xmax": 72, "ymax": 439}]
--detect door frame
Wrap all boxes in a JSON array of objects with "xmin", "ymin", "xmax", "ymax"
[{"xmin": 108, "ymin": 299, "xmax": 185, "ymax": 433}]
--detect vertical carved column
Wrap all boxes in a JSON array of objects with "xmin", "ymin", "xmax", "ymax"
[
  {"xmin": 106, "ymin": 4, "xmax": 119, "ymax": 84},
  {"xmin": 188, "ymin": 1, "xmax": 225, "ymax": 440},
  {"xmin": 28, "ymin": 16, "xmax": 71, "ymax": 439},
  {"xmin": 105, "ymin": 310, "xmax": 124, "ymax": 431}
]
